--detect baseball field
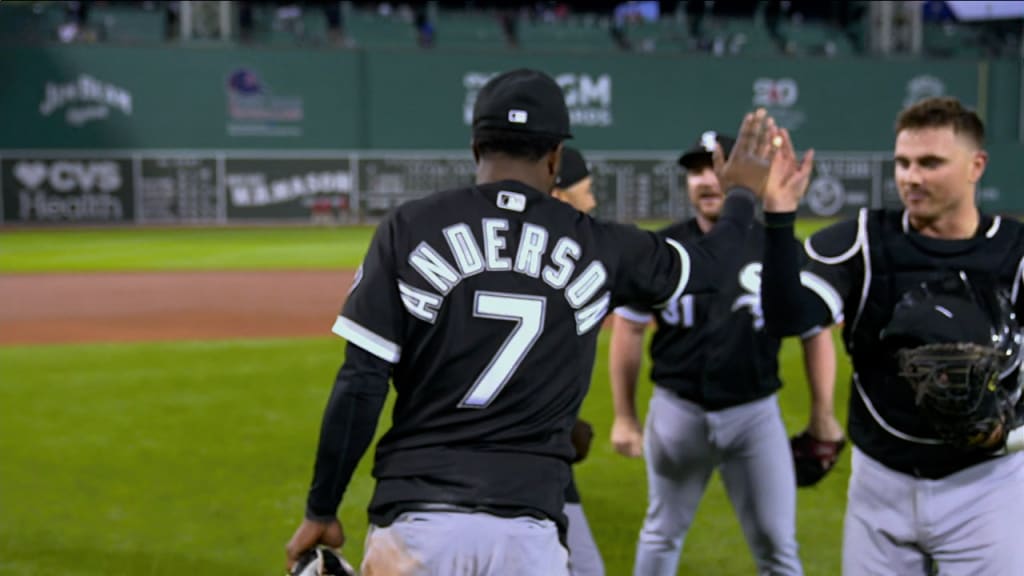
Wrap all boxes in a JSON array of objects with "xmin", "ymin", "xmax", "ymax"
[{"xmin": 0, "ymin": 221, "xmax": 851, "ymax": 575}]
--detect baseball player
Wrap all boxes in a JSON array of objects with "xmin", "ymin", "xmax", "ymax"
[
  {"xmin": 760, "ymin": 97, "xmax": 1024, "ymax": 575},
  {"xmin": 552, "ymin": 145, "xmax": 604, "ymax": 576},
  {"xmin": 609, "ymin": 131, "xmax": 843, "ymax": 576},
  {"xmin": 284, "ymin": 68, "xmax": 781, "ymax": 575}
]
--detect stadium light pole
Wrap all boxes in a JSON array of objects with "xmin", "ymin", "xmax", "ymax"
[
  {"xmin": 219, "ymin": 2, "xmax": 233, "ymax": 40},
  {"xmin": 181, "ymin": 1, "xmax": 193, "ymax": 39}
]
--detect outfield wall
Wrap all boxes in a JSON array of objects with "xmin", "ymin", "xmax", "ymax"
[{"xmin": 1, "ymin": 44, "xmax": 1020, "ymax": 224}]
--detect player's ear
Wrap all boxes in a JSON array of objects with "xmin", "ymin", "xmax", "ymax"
[
  {"xmin": 968, "ymin": 149, "xmax": 988, "ymax": 184},
  {"xmin": 471, "ymin": 139, "xmax": 481, "ymax": 164},
  {"xmin": 547, "ymin": 142, "xmax": 565, "ymax": 178}
]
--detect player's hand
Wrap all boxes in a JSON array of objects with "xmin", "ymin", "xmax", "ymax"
[
  {"xmin": 286, "ymin": 517, "xmax": 345, "ymax": 574},
  {"xmin": 806, "ymin": 412, "xmax": 844, "ymax": 444},
  {"xmin": 611, "ymin": 416, "xmax": 644, "ymax": 458},
  {"xmin": 714, "ymin": 108, "xmax": 777, "ymax": 197},
  {"xmin": 763, "ymin": 127, "xmax": 815, "ymax": 213}
]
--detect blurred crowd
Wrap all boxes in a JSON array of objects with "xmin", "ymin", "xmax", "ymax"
[{"xmin": 10, "ymin": 1, "xmax": 1023, "ymax": 59}]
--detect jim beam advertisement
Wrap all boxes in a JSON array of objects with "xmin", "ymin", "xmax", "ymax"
[
  {"xmin": 225, "ymin": 158, "xmax": 352, "ymax": 219},
  {"xmin": 2, "ymin": 157, "xmax": 133, "ymax": 223}
]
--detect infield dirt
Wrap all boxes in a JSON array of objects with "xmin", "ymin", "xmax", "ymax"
[{"xmin": 0, "ymin": 270, "xmax": 357, "ymax": 345}]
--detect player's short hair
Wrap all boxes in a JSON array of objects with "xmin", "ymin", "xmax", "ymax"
[
  {"xmin": 473, "ymin": 128, "xmax": 562, "ymax": 162},
  {"xmin": 895, "ymin": 97, "xmax": 985, "ymax": 148}
]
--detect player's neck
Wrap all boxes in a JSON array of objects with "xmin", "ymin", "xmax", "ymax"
[
  {"xmin": 476, "ymin": 160, "xmax": 551, "ymax": 194},
  {"xmin": 908, "ymin": 202, "xmax": 980, "ymax": 240}
]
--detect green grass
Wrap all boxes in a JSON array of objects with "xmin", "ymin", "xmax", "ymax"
[
  {"xmin": 0, "ymin": 331, "xmax": 852, "ymax": 576},
  {"xmin": 0, "ymin": 216, "xmax": 845, "ymax": 573},
  {"xmin": 0, "ymin": 227, "xmax": 377, "ymax": 272},
  {"xmin": 0, "ymin": 219, "xmax": 836, "ymax": 273}
]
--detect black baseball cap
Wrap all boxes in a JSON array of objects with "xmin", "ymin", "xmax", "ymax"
[
  {"xmin": 472, "ymin": 69, "xmax": 573, "ymax": 139},
  {"xmin": 881, "ymin": 274, "xmax": 999, "ymax": 349},
  {"xmin": 678, "ymin": 130, "xmax": 736, "ymax": 170},
  {"xmin": 556, "ymin": 146, "xmax": 590, "ymax": 189},
  {"xmin": 882, "ymin": 293, "xmax": 995, "ymax": 349}
]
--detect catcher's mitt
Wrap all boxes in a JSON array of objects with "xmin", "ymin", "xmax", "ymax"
[
  {"xmin": 790, "ymin": 430, "xmax": 846, "ymax": 487},
  {"xmin": 290, "ymin": 546, "xmax": 357, "ymax": 576},
  {"xmin": 897, "ymin": 342, "xmax": 1014, "ymax": 450},
  {"xmin": 571, "ymin": 418, "xmax": 595, "ymax": 463}
]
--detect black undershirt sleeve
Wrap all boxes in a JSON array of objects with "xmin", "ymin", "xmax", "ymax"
[
  {"xmin": 762, "ymin": 211, "xmax": 830, "ymax": 337},
  {"xmin": 305, "ymin": 342, "xmax": 391, "ymax": 521}
]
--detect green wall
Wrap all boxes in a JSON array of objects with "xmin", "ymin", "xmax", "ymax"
[
  {"xmin": 0, "ymin": 44, "xmax": 1020, "ymax": 223},
  {"xmin": 1, "ymin": 45, "xmax": 1012, "ymax": 151}
]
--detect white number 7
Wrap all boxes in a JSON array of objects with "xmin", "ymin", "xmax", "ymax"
[{"xmin": 458, "ymin": 291, "xmax": 547, "ymax": 409}]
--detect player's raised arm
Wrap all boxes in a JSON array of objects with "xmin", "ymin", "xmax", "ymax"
[
  {"xmin": 611, "ymin": 110, "xmax": 784, "ymax": 307},
  {"xmin": 759, "ymin": 128, "xmax": 840, "ymax": 336}
]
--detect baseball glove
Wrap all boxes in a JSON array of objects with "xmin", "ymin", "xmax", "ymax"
[
  {"xmin": 571, "ymin": 418, "xmax": 595, "ymax": 463},
  {"xmin": 790, "ymin": 431, "xmax": 846, "ymax": 487},
  {"xmin": 290, "ymin": 546, "xmax": 357, "ymax": 576},
  {"xmin": 897, "ymin": 342, "xmax": 1014, "ymax": 450}
]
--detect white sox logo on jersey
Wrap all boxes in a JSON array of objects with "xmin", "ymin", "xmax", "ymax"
[
  {"xmin": 732, "ymin": 262, "xmax": 765, "ymax": 331},
  {"xmin": 660, "ymin": 262, "xmax": 764, "ymax": 330}
]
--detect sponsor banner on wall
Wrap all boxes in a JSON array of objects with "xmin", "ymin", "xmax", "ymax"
[
  {"xmin": 1, "ymin": 156, "xmax": 133, "ymax": 223},
  {"xmin": 224, "ymin": 68, "xmax": 305, "ymax": 138},
  {"xmin": 225, "ymin": 158, "xmax": 352, "ymax": 219},
  {"xmin": 462, "ymin": 71, "xmax": 614, "ymax": 129},
  {"xmin": 38, "ymin": 73, "xmax": 134, "ymax": 128}
]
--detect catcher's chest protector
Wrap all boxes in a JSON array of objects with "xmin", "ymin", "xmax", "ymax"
[
  {"xmin": 847, "ymin": 211, "xmax": 1021, "ymax": 426},
  {"xmin": 849, "ymin": 211, "xmax": 1016, "ymax": 365}
]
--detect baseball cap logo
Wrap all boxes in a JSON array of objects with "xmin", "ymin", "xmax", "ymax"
[
  {"xmin": 701, "ymin": 131, "xmax": 718, "ymax": 152},
  {"xmin": 508, "ymin": 109, "xmax": 528, "ymax": 124}
]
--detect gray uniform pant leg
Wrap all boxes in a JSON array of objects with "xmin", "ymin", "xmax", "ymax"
[
  {"xmin": 716, "ymin": 395, "xmax": 802, "ymax": 576},
  {"xmin": 362, "ymin": 510, "xmax": 570, "ymax": 576},
  {"xmin": 842, "ymin": 448, "xmax": 1024, "ymax": 576},
  {"xmin": 564, "ymin": 502, "xmax": 605, "ymax": 576},
  {"xmin": 634, "ymin": 388, "xmax": 802, "ymax": 576},
  {"xmin": 633, "ymin": 388, "xmax": 719, "ymax": 576}
]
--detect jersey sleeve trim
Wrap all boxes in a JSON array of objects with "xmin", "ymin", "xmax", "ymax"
[
  {"xmin": 798, "ymin": 271, "xmax": 844, "ymax": 325},
  {"xmin": 332, "ymin": 316, "xmax": 401, "ymax": 364},
  {"xmin": 614, "ymin": 306, "xmax": 653, "ymax": 324},
  {"xmin": 798, "ymin": 324, "xmax": 825, "ymax": 340},
  {"xmin": 658, "ymin": 238, "xmax": 691, "ymax": 308}
]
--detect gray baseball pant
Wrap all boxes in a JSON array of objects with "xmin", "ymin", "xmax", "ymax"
[
  {"xmin": 842, "ymin": 447, "xmax": 1024, "ymax": 576},
  {"xmin": 634, "ymin": 387, "xmax": 802, "ymax": 576},
  {"xmin": 362, "ymin": 510, "xmax": 569, "ymax": 575},
  {"xmin": 564, "ymin": 502, "xmax": 605, "ymax": 576}
]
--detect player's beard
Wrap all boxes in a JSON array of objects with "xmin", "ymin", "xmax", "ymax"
[{"xmin": 693, "ymin": 188, "xmax": 724, "ymax": 221}]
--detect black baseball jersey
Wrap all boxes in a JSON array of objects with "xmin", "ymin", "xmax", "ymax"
[
  {"xmin": 335, "ymin": 179, "xmax": 754, "ymax": 531},
  {"xmin": 794, "ymin": 209, "xmax": 1024, "ymax": 478},
  {"xmin": 617, "ymin": 219, "xmax": 811, "ymax": 409}
]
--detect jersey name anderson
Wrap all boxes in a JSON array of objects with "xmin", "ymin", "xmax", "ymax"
[{"xmin": 399, "ymin": 217, "xmax": 611, "ymax": 335}]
